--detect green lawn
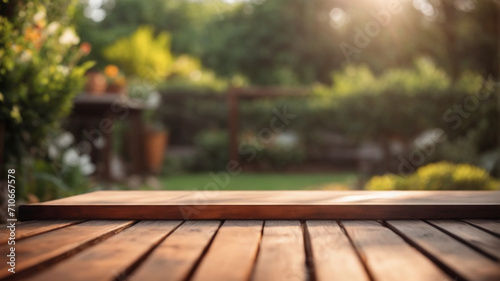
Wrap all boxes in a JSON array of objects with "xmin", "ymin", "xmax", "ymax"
[{"xmin": 158, "ymin": 172, "xmax": 359, "ymax": 190}]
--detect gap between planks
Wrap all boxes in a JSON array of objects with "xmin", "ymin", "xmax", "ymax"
[
  {"xmin": 1, "ymin": 220, "xmax": 135, "ymax": 281},
  {"xmin": 386, "ymin": 220, "xmax": 500, "ymax": 281},
  {"xmin": 0, "ymin": 220, "xmax": 85, "ymax": 244}
]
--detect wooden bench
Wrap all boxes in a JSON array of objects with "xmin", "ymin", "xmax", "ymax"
[{"xmin": 3, "ymin": 191, "xmax": 500, "ymax": 280}]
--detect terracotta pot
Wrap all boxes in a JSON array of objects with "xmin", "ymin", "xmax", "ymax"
[
  {"xmin": 106, "ymin": 84, "xmax": 127, "ymax": 95},
  {"xmin": 84, "ymin": 72, "xmax": 107, "ymax": 94},
  {"xmin": 144, "ymin": 130, "xmax": 168, "ymax": 174}
]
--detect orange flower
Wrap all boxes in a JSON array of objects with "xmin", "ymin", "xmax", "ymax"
[
  {"xmin": 104, "ymin": 65, "xmax": 119, "ymax": 78},
  {"xmin": 113, "ymin": 76, "xmax": 127, "ymax": 86},
  {"xmin": 80, "ymin": 42, "xmax": 91, "ymax": 55},
  {"xmin": 24, "ymin": 26, "xmax": 43, "ymax": 49}
]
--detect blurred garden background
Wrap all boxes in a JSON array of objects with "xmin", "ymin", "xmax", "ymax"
[{"xmin": 1, "ymin": 0, "xmax": 500, "ymax": 208}]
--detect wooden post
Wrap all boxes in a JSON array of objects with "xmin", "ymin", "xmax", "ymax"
[
  {"xmin": 101, "ymin": 113, "xmax": 114, "ymax": 182},
  {"xmin": 498, "ymin": 2, "xmax": 500, "ymax": 151},
  {"xmin": 131, "ymin": 109, "xmax": 146, "ymax": 177},
  {"xmin": 227, "ymin": 87, "xmax": 239, "ymax": 164}
]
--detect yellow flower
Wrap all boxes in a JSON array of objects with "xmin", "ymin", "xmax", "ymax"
[{"xmin": 104, "ymin": 65, "xmax": 119, "ymax": 78}]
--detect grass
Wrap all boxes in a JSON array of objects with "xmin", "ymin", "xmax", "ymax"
[{"xmin": 157, "ymin": 172, "xmax": 360, "ymax": 190}]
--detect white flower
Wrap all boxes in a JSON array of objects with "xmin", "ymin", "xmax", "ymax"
[
  {"xmin": 274, "ymin": 132, "xmax": 299, "ymax": 148},
  {"xmin": 93, "ymin": 137, "xmax": 105, "ymax": 149},
  {"xmin": 33, "ymin": 10, "xmax": 46, "ymax": 23},
  {"xmin": 62, "ymin": 148, "xmax": 80, "ymax": 167},
  {"xmin": 48, "ymin": 144, "xmax": 59, "ymax": 159},
  {"xmin": 79, "ymin": 154, "xmax": 96, "ymax": 175},
  {"xmin": 145, "ymin": 91, "xmax": 161, "ymax": 109},
  {"xmin": 46, "ymin": 22, "xmax": 60, "ymax": 35},
  {"xmin": 56, "ymin": 65, "xmax": 69, "ymax": 76},
  {"xmin": 19, "ymin": 50, "xmax": 33, "ymax": 62},
  {"xmin": 58, "ymin": 28, "xmax": 80, "ymax": 45},
  {"xmin": 56, "ymin": 132, "xmax": 74, "ymax": 148}
]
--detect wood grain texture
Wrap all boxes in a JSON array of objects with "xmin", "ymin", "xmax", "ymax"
[
  {"xmin": 191, "ymin": 220, "xmax": 263, "ymax": 281},
  {"xmin": 387, "ymin": 220, "xmax": 500, "ymax": 281},
  {"xmin": 26, "ymin": 190, "xmax": 500, "ymax": 205},
  {"xmin": 341, "ymin": 220, "xmax": 449, "ymax": 281},
  {"xmin": 464, "ymin": 220, "xmax": 500, "ymax": 237},
  {"xmin": 252, "ymin": 220, "xmax": 307, "ymax": 281},
  {"xmin": 24, "ymin": 220, "xmax": 181, "ymax": 281},
  {"xmin": 305, "ymin": 220, "xmax": 369, "ymax": 281},
  {"xmin": 0, "ymin": 220, "xmax": 82, "ymax": 244},
  {"xmin": 0, "ymin": 220, "xmax": 133, "ymax": 280},
  {"xmin": 428, "ymin": 220, "xmax": 500, "ymax": 261},
  {"xmin": 19, "ymin": 191, "xmax": 500, "ymax": 220},
  {"xmin": 129, "ymin": 220, "xmax": 220, "ymax": 281}
]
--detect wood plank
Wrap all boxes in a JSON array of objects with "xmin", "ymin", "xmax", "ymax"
[
  {"xmin": 0, "ymin": 220, "xmax": 83, "ymax": 244},
  {"xmin": 191, "ymin": 220, "xmax": 263, "ymax": 281},
  {"xmin": 305, "ymin": 220, "xmax": 369, "ymax": 281},
  {"xmin": 341, "ymin": 220, "xmax": 450, "ymax": 281},
  {"xmin": 19, "ymin": 190, "xmax": 500, "ymax": 220},
  {"xmin": 0, "ymin": 220, "xmax": 133, "ymax": 280},
  {"xmin": 428, "ymin": 220, "xmax": 500, "ymax": 261},
  {"xmin": 28, "ymin": 190, "xmax": 500, "ymax": 205},
  {"xmin": 464, "ymin": 220, "xmax": 500, "ymax": 237},
  {"xmin": 129, "ymin": 220, "xmax": 220, "ymax": 281},
  {"xmin": 387, "ymin": 220, "xmax": 500, "ymax": 281},
  {"xmin": 24, "ymin": 220, "xmax": 181, "ymax": 281},
  {"xmin": 252, "ymin": 220, "xmax": 307, "ymax": 281}
]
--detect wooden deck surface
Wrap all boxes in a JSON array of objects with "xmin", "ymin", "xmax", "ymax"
[
  {"xmin": 6, "ymin": 191, "xmax": 500, "ymax": 280},
  {"xmin": 19, "ymin": 190, "xmax": 500, "ymax": 220},
  {"xmin": 1, "ymin": 219, "xmax": 500, "ymax": 281}
]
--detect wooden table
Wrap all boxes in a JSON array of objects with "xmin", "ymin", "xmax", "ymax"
[
  {"xmin": 71, "ymin": 94, "xmax": 148, "ymax": 181},
  {"xmin": 3, "ymin": 191, "xmax": 500, "ymax": 280}
]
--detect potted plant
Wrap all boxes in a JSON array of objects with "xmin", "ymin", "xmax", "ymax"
[
  {"xmin": 103, "ymin": 26, "xmax": 173, "ymax": 174},
  {"xmin": 84, "ymin": 71, "xmax": 107, "ymax": 95},
  {"xmin": 104, "ymin": 64, "xmax": 127, "ymax": 95},
  {"xmin": 144, "ymin": 125, "xmax": 169, "ymax": 174},
  {"xmin": 141, "ymin": 91, "xmax": 169, "ymax": 174}
]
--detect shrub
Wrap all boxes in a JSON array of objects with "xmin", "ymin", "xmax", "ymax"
[
  {"xmin": 239, "ymin": 131, "xmax": 306, "ymax": 169},
  {"xmin": 192, "ymin": 129, "xmax": 229, "ymax": 171},
  {"xmin": 365, "ymin": 162, "xmax": 499, "ymax": 190},
  {"xmin": 0, "ymin": 0, "xmax": 93, "ymax": 177},
  {"xmin": 103, "ymin": 26, "xmax": 173, "ymax": 82}
]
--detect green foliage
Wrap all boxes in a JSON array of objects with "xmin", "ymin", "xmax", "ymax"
[
  {"xmin": 240, "ymin": 131, "xmax": 306, "ymax": 169},
  {"xmin": 74, "ymin": 0, "xmax": 500, "ymax": 85},
  {"xmin": 193, "ymin": 129, "xmax": 229, "ymax": 171},
  {"xmin": 202, "ymin": 0, "xmax": 344, "ymax": 85},
  {"xmin": 103, "ymin": 26, "xmax": 172, "ymax": 82},
  {"xmin": 74, "ymin": 0, "xmax": 231, "ymax": 67},
  {"xmin": 366, "ymin": 162, "xmax": 500, "ymax": 190},
  {"xmin": 26, "ymin": 158, "xmax": 91, "ymax": 202},
  {"xmin": 190, "ymin": 128, "xmax": 306, "ymax": 172},
  {"xmin": 314, "ymin": 58, "xmax": 498, "ymax": 147},
  {"xmin": 0, "ymin": 0, "xmax": 93, "ymax": 167},
  {"xmin": 160, "ymin": 60, "xmax": 497, "ymax": 174}
]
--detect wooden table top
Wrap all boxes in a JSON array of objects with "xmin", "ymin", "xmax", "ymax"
[
  {"xmin": 2, "ymin": 219, "xmax": 500, "ymax": 281},
  {"xmin": 20, "ymin": 190, "xmax": 500, "ymax": 220}
]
